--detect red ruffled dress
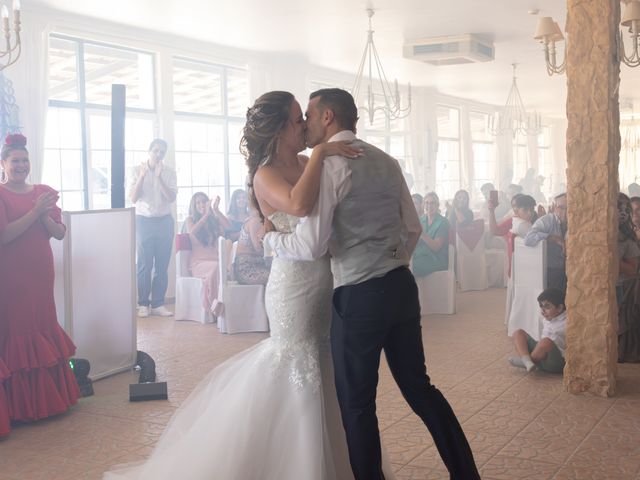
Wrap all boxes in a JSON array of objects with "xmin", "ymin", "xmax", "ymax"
[{"xmin": 0, "ymin": 184, "xmax": 79, "ymax": 431}]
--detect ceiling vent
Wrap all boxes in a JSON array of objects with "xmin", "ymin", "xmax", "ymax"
[{"xmin": 403, "ymin": 34, "xmax": 494, "ymax": 66}]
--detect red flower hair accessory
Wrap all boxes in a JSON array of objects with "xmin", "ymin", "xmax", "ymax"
[{"xmin": 5, "ymin": 133, "xmax": 27, "ymax": 147}]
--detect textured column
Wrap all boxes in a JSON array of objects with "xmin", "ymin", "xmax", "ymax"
[{"xmin": 564, "ymin": 0, "xmax": 620, "ymax": 396}]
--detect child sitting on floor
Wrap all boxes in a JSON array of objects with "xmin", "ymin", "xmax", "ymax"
[{"xmin": 508, "ymin": 287, "xmax": 567, "ymax": 373}]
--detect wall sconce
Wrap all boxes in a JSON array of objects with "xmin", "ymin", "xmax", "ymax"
[
  {"xmin": 534, "ymin": 16, "xmax": 566, "ymax": 76},
  {"xmin": 620, "ymin": 0, "xmax": 640, "ymax": 67}
]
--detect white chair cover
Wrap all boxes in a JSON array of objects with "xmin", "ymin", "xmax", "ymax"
[
  {"xmin": 507, "ymin": 237, "xmax": 546, "ymax": 340},
  {"xmin": 456, "ymin": 220, "xmax": 488, "ymax": 292},
  {"xmin": 217, "ymin": 237, "xmax": 269, "ymax": 334},
  {"xmin": 416, "ymin": 245, "xmax": 456, "ymax": 315},
  {"xmin": 175, "ymin": 247, "xmax": 213, "ymax": 324},
  {"xmin": 485, "ymin": 234, "xmax": 507, "ymax": 288}
]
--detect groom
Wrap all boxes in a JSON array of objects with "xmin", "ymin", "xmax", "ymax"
[{"xmin": 264, "ymin": 88, "xmax": 479, "ymax": 480}]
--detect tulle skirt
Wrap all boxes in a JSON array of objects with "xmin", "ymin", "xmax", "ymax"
[{"xmin": 104, "ymin": 338, "xmax": 356, "ymax": 480}]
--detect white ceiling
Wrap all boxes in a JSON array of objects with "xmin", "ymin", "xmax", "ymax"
[{"xmin": 29, "ymin": 0, "xmax": 640, "ymax": 118}]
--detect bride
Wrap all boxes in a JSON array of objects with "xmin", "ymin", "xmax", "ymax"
[{"xmin": 105, "ymin": 91, "xmax": 386, "ymax": 480}]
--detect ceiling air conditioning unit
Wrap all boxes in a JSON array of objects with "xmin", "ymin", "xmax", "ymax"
[{"xmin": 403, "ymin": 34, "xmax": 494, "ymax": 66}]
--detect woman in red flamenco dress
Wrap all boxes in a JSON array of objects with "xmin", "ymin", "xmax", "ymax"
[{"xmin": 0, "ymin": 134, "xmax": 79, "ymax": 436}]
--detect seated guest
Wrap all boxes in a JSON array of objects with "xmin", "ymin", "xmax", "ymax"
[
  {"xmin": 446, "ymin": 189, "xmax": 474, "ymax": 240},
  {"xmin": 617, "ymin": 194, "xmax": 640, "ymax": 362},
  {"xmin": 489, "ymin": 194, "xmax": 537, "ymax": 274},
  {"xmin": 225, "ymin": 189, "xmax": 249, "ymax": 241},
  {"xmin": 186, "ymin": 192, "xmax": 231, "ymax": 316},
  {"xmin": 412, "ymin": 192, "xmax": 450, "ymax": 277},
  {"xmin": 234, "ymin": 207, "xmax": 271, "ymax": 285},
  {"xmin": 411, "ymin": 193, "xmax": 423, "ymax": 215},
  {"xmin": 509, "ymin": 288, "xmax": 567, "ymax": 373},
  {"xmin": 524, "ymin": 193, "xmax": 568, "ymax": 293},
  {"xmin": 631, "ymin": 196, "xmax": 640, "ymax": 241}
]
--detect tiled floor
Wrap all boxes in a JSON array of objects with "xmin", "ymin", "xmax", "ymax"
[{"xmin": 1, "ymin": 288, "xmax": 639, "ymax": 479}]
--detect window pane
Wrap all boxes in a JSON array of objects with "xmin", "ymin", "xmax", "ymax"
[
  {"xmin": 61, "ymin": 191, "xmax": 85, "ymax": 212},
  {"xmin": 227, "ymin": 68, "xmax": 249, "ymax": 117},
  {"xmin": 436, "ymin": 139, "xmax": 460, "ymax": 201},
  {"xmin": 44, "ymin": 107, "xmax": 84, "ymax": 207},
  {"xmin": 83, "ymin": 43, "xmax": 155, "ymax": 109},
  {"xmin": 389, "ymin": 136, "xmax": 405, "ymax": 158},
  {"xmin": 60, "ymin": 150, "xmax": 84, "ymax": 191},
  {"xmin": 437, "ymin": 106, "xmax": 459, "ymax": 138},
  {"xmin": 48, "ymin": 37, "xmax": 79, "ymax": 102},
  {"xmin": 472, "ymin": 142, "xmax": 496, "ymax": 199},
  {"xmin": 173, "ymin": 59, "xmax": 223, "ymax": 115},
  {"xmin": 42, "ymin": 149, "xmax": 62, "ymax": 191},
  {"xmin": 366, "ymin": 135, "xmax": 386, "ymax": 150},
  {"xmin": 470, "ymin": 111, "xmax": 492, "ymax": 142}
]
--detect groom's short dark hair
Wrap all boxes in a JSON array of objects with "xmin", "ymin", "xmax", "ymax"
[{"xmin": 309, "ymin": 88, "xmax": 358, "ymax": 132}]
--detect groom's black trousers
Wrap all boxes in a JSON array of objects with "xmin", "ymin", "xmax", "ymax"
[{"xmin": 331, "ymin": 266, "xmax": 480, "ymax": 480}]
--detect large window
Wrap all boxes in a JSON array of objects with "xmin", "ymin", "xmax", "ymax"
[
  {"xmin": 173, "ymin": 58, "xmax": 249, "ymax": 222},
  {"xmin": 436, "ymin": 105, "xmax": 461, "ymax": 201},
  {"xmin": 44, "ymin": 35, "xmax": 157, "ymax": 210},
  {"xmin": 469, "ymin": 111, "xmax": 496, "ymax": 200}
]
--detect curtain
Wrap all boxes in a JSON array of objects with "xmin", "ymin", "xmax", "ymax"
[{"xmin": 4, "ymin": 18, "xmax": 50, "ymax": 183}]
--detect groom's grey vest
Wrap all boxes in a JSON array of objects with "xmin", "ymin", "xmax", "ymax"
[{"xmin": 329, "ymin": 139, "xmax": 410, "ymax": 288}]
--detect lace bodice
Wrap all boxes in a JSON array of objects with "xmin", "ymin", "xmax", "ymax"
[
  {"xmin": 268, "ymin": 211, "xmax": 300, "ymax": 234},
  {"xmin": 263, "ymin": 211, "xmax": 333, "ymax": 391}
]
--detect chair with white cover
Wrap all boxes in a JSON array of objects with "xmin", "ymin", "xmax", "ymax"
[
  {"xmin": 416, "ymin": 245, "xmax": 456, "ymax": 315},
  {"xmin": 507, "ymin": 237, "xmax": 546, "ymax": 340},
  {"xmin": 456, "ymin": 219, "xmax": 488, "ymax": 292},
  {"xmin": 174, "ymin": 233, "xmax": 213, "ymax": 324},
  {"xmin": 216, "ymin": 236, "xmax": 269, "ymax": 334},
  {"xmin": 485, "ymin": 234, "xmax": 507, "ymax": 288}
]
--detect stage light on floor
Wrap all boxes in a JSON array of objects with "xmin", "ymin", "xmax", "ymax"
[
  {"xmin": 129, "ymin": 350, "xmax": 168, "ymax": 402},
  {"xmin": 69, "ymin": 358, "xmax": 94, "ymax": 397}
]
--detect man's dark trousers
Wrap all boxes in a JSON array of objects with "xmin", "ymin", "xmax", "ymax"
[{"xmin": 331, "ymin": 266, "xmax": 480, "ymax": 480}]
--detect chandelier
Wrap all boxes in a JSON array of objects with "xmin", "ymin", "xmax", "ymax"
[
  {"xmin": 488, "ymin": 64, "xmax": 541, "ymax": 138},
  {"xmin": 351, "ymin": 9, "xmax": 411, "ymax": 125},
  {"xmin": 0, "ymin": 0, "xmax": 21, "ymax": 71}
]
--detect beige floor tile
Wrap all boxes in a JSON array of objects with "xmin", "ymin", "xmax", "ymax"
[
  {"xmin": 480, "ymin": 455, "xmax": 560, "ymax": 479},
  {"xmin": 380, "ymin": 417, "xmax": 435, "ymax": 464},
  {"xmin": 0, "ymin": 288, "xmax": 638, "ymax": 480}
]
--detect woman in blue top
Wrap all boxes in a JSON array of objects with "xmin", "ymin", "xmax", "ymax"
[{"xmin": 412, "ymin": 192, "xmax": 450, "ymax": 277}]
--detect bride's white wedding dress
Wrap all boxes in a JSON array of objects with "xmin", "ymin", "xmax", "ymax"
[{"xmin": 105, "ymin": 212, "xmax": 366, "ymax": 480}]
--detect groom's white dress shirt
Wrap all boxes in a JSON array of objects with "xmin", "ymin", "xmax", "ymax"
[{"xmin": 264, "ymin": 130, "xmax": 421, "ymax": 288}]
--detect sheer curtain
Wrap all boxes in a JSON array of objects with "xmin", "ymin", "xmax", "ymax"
[
  {"xmin": 3, "ymin": 18, "xmax": 50, "ymax": 183},
  {"xmin": 620, "ymin": 123, "xmax": 640, "ymax": 191}
]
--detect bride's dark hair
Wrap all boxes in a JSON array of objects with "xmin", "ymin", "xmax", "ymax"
[{"xmin": 239, "ymin": 91, "xmax": 294, "ymax": 218}]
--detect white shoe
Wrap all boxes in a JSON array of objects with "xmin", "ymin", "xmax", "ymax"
[
  {"xmin": 137, "ymin": 305, "xmax": 150, "ymax": 318},
  {"xmin": 150, "ymin": 305, "xmax": 174, "ymax": 317}
]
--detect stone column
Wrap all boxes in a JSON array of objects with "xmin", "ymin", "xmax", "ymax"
[{"xmin": 564, "ymin": 0, "xmax": 620, "ymax": 396}]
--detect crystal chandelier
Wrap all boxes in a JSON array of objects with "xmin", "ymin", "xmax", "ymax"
[
  {"xmin": 351, "ymin": 9, "xmax": 411, "ymax": 125},
  {"xmin": 488, "ymin": 64, "xmax": 541, "ymax": 137},
  {"xmin": 0, "ymin": 0, "xmax": 21, "ymax": 71}
]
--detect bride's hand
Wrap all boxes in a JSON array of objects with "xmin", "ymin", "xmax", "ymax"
[{"xmin": 317, "ymin": 141, "xmax": 363, "ymax": 159}]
